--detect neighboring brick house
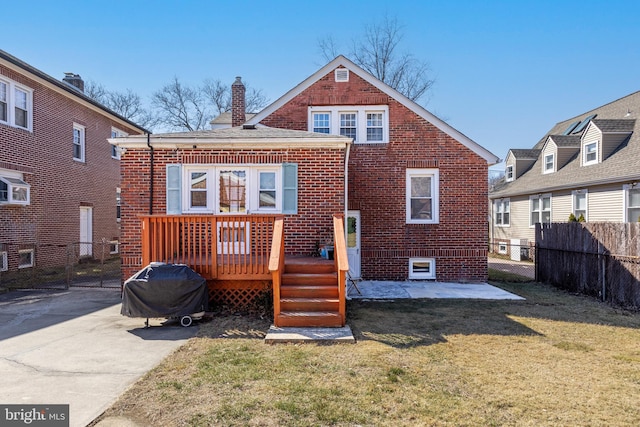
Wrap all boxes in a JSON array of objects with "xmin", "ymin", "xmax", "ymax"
[
  {"xmin": 0, "ymin": 50, "xmax": 146, "ymax": 273},
  {"xmin": 114, "ymin": 56, "xmax": 499, "ymax": 285},
  {"xmin": 489, "ymin": 91, "xmax": 640, "ymax": 260}
]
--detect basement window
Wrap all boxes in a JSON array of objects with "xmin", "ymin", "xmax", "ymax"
[
  {"xmin": 409, "ymin": 258, "xmax": 436, "ymax": 279},
  {"xmin": 0, "ymin": 251, "xmax": 7, "ymax": 272},
  {"xmin": 0, "ymin": 176, "xmax": 30, "ymax": 205},
  {"xmin": 18, "ymin": 249, "xmax": 34, "ymax": 269}
]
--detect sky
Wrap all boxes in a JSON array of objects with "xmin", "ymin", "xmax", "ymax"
[{"xmin": 4, "ymin": 0, "xmax": 639, "ymax": 171}]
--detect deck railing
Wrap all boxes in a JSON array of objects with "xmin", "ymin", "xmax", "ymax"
[
  {"xmin": 268, "ymin": 218, "xmax": 285, "ymax": 320},
  {"xmin": 140, "ymin": 214, "xmax": 282, "ymax": 279},
  {"xmin": 333, "ymin": 214, "xmax": 349, "ymax": 323}
]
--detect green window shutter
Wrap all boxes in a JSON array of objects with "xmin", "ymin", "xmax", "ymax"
[
  {"xmin": 282, "ymin": 163, "xmax": 298, "ymax": 214},
  {"xmin": 166, "ymin": 164, "xmax": 182, "ymax": 214}
]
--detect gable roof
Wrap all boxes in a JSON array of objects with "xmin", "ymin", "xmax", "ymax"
[
  {"xmin": 491, "ymin": 91, "xmax": 640, "ymax": 199},
  {"xmin": 508, "ymin": 149, "xmax": 541, "ymax": 160},
  {"xmin": 547, "ymin": 135, "xmax": 580, "ymax": 148},
  {"xmin": 0, "ymin": 49, "xmax": 149, "ymax": 134},
  {"xmin": 247, "ymin": 55, "xmax": 499, "ymax": 165}
]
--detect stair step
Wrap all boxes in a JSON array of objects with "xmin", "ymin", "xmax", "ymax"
[
  {"xmin": 280, "ymin": 285, "xmax": 338, "ymax": 298},
  {"xmin": 282, "ymin": 273, "xmax": 337, "ymax": 286},
  {"xmin": 280, "ymin": 298, "xmax": 339, "ymax": 311},
  {"xmin": 276, "ymin": 311, "xmax": 344, "ymax": 328},
  {"xmin": 284, "ymin": 256, "xmax": 335, "ymax": 274}
]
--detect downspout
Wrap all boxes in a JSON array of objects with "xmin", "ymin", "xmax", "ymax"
[
  {"xmin": 344, "ymin": 141, "xmax": 352, "ymax": 238},
  {"xmin": 147, "ymin": 133, "xmax": 154, "ymax": 215}
]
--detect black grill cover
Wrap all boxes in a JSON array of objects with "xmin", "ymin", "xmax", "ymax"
[{"xmin": 121, "ymin": 263, "xmax": 208, "ymax": 318}]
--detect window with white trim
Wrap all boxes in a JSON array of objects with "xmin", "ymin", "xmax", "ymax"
[
  {"xmin": 409, "ymin": 258, "xmax": 435, "ymax": 279},
  {"xmin": 18, "ymin": 249, "xmax": 34, "ymax": 269},
  {"xmin": 498, "ymin": 242, "xmax": 508, "ymax": 255},
  {"xmin": 544, "ymin": 154, "xmax": 554, "ymax": 173},
  {"xmin": 530, "ymin": 194, "xmax": 551, "ymax": 226},
  {"xmin": 0, "ymin": 170, "xmax": 30, "ymax": 205},
  {"xmin": 624, "ymin": 185, "xmax": 640, "ymax": 223},
  {"xmin": 572, "ymin": 190, "xmax": 587, "ymax": 220},
  {"xmin": 182, "ymin": 165, "xmax": 282, "ymax": 214},
  {"xmin": 0, "ymin": 251, "xmax": 7, "ymax": 272},
  {"xmin": 505, "ymin": 165, "xmax": 514, "ymax": 182},
  {"xmin": 494, "ymin": 199, "xmax": 510, "ymax": 226},
  {"xmin": 73, "ymin": 123, "xmax": 86, "ymax": 162},
  {"xmin": 0, "ymin": 77, "xmax": 33, "ymax": 131},
  {"xmin": 406, "ymin": 168, "xmax": 439, "ymax": 224},
  {"xmin": 309, "ymin": 105, "xmax": 389, "ymax": 143},
  {"xmin": 583, "ymin": 142, "xmax": 598, "ymax": 165},
  {"xmin": 110, "ymin": 128, "xmax": 127, "ymax": 159}
]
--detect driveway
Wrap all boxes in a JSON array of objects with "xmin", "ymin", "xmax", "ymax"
[{"xmin": 0, "ymin": 288, "xmax": 198, "ymax": 427}]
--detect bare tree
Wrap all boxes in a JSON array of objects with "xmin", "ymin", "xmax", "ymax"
[
  {"xmin": 151, "ymin": 77, "xmax": 209, "ymax": 131},
  {"xmin": 85, "ymin": 80, "xmax": 158, "ymax": 130},
  {"xmin": 318, "ymin": 16, "xmax": 434, "ymax": 104},
  {"xmin": 202, "ymin": 79, "xmax": 269, "ymax": 116}
]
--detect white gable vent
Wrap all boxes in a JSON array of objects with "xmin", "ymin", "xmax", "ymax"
[{"xmin": 335, "ymin": 68, "xmax": 349, "ymax": 82}]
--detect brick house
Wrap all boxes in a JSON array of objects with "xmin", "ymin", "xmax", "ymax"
[
  {"xmin": 0, "ymin": 49, "xmax": 146, "ymax": 273},
  {"xmin": 113, "ymin": 56, "xmax": 498, "ymax": 326}
]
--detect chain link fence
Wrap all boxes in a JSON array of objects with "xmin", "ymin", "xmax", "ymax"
[
  {"xmin": 488, "ymin": 240, "xmax": 536, "ymax": 281},
  {"xmin": 0, "ymin": 240, "xmax": 121, "ymax": 290}
]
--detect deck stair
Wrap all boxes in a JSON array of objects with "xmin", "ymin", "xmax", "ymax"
[{"xmin": 275, "ymin": 257, "xmax": 343, "ymax": 327}]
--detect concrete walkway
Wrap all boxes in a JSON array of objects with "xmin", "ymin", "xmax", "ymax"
[
  {"xmin": 0, "ymin": 288, "xmax": 198, "ymax": 427},
  {"xmin": 348, "ymin": 280, "xmax": 524, "ymax": 300}
]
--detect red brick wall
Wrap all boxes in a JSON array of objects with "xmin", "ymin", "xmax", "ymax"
[
  {"xmin": 0, "ymin": 64, "xmax": 142, "ymax": 271},
  {"xmin": 260, "ymin": 68, "xmax": 489, "ymax": 282},
  {"xmin": 119, "ymin": 147, "xmax": 346, "ymax": 281}
]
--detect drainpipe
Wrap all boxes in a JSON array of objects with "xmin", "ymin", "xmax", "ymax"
[
  {"xmin": 146, "ymin": 133, "xmax": 154, "ymax": 215},
  {"xmin": 344, "ymin": 141, "xmax": 352, "ymax": 238}
]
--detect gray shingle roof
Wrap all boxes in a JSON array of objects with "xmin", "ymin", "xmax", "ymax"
[
  {"xmin": 135, "ymin": 124, "xmax": 353, "ymax": 141},
  {"xmin": 491, "ymin": 91, "xmax": 640, "ymax": 198},
  {"xmin": 509, "ymin": 149, "xmax": 540, "ymax": 159},
  {"xmin": 548, "ymin": 135, "xmax": 580, "ymax": 147}
]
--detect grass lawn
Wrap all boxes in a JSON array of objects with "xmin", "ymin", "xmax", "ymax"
[{"xmin": 94, "ymin": 279, "xmax": 640, "ymax": 426}]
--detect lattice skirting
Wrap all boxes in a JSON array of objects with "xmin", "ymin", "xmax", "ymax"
[{"xmin": 208, "ymin": 280, "xmax": 271, "ymax": 310}]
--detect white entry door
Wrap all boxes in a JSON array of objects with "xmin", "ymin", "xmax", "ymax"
[
  {"xmin": 79, "ymin": 206, "xmax": 93, "ymax": 257},
  {"xmin": 347, "ymin": 210, "xmax": 361, "ymax": 279}
]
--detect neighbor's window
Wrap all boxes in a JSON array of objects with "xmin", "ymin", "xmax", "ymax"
[
  {"xmin": 626, "ymin": 186, "xmax": 640, "ymax": 223},
  {"xmin": 544, "ymin": 154, "xmax": 554, "ymax": 173},
  {"xmin": 498, "ymin": 242, "xmax": 508, "ymax": 255},
  {"xmin": 73, "ymin": 123, "xmax": 86, "ymax": 162},
  {"xmin": 18, "ymin": 249, "xmax": 34, "ymax": 269},
  {"xmin": 495, "ymin": 199, "xmax": 510, "ymax": 226},
  {"xmin": 572, "ymin": 190, "xmax": 587, "ymax": 220},
  {"xmin": 116, "ymin": 187, "xmax": 121, "ymax": 222},
  {"xmin": 409, "ymin": 258, "xmax": 435, "ymax": 279},
  {"xmin": 308, "ymin": 105, "xmax": 389, "ymax": 143},
  {"xmin": 584, "ymin": 142, "xmax": 598, "ymax": 165},
  {"xmin": 406, "ymin": 168, "xmax": 439, "ymax": 224},
  {"xmin": 0, "ymin": 251, "xmax": 7, "ymax": 272},
  {"xmin": 0, "ymin": 173, "xmax": 30, "ymax": 205},
  {"xmin": 530, "ymin": 194, "xmax": 551, "ymax": 226},
  {"xmin": 505, "ymin": 165, "xmax": 514, "ymax": 182},
  {"xmin": 0, "ymin": 77, "xmax": 33, "ymax": 130},
  {"xmin": 110, "ymin": 128, "xmax": 127, "ymax": 159}
]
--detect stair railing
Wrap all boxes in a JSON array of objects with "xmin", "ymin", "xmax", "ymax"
[
  {"xmin": 268, "ymin": 218, "xmax": 285, "ymax": 322},
  {"xmin": 333, "ymin": 214, "xmax": 349, "ymax": 325}
]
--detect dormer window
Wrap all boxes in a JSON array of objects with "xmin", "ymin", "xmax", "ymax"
[
  {"xmin": 544, "ymin": 154, "xmax": 554, "ymax": 173},
  {"xmin": 505, "ymin": 165, "xmax": 514, "ymax": 182},
  {"xmin": 584, "ymin": 141, "xmax": 598, "ymax": 165}
]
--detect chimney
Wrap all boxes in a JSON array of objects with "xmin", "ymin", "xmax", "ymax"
[
  {"xmin": 231, "ymin": 76, "xmax": 246, "ymax": 127},
  {"xmin": 63, "ymin": 72, "xmax": 85, "ymax": 93}
]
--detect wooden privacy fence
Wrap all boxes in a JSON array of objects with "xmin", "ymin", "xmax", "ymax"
[{"xmin": 536, "ymin": 222, "xmax": 640, "ymax": 309}]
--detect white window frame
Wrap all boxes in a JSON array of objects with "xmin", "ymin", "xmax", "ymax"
[
  {"xmin": 505, "ymin": 165, "xmax": 514, "ymax": 182},
  {"xmin": 583, "ymin": 141, "xmax": 598, "ymax": 166},
  {"xmin": 182, "ymin": 165, "xmax": 283, "ymax": 214},
  {"xmin": 572, "ymin": 189, "xmax": 588, "ymax": 221},
  {"xmin": 308, "ymin": 105, "xmax": 389, "ymax": 144},
  {"xmin": 409, "ymin": 258, "xmax": 436, "ymax": 279},
  {"xmin": 109, "ymin": 240, "xmax": 119, "ymax": 255},
  {"xmin": 0, "ymin": 169, "xmax": 30, "ymax": 205},
  {"xmin": 18, "ymin": 249, "xmax": 34, "ymax": 269},
  {"xmin": 498, "ymin": 242, "xmax": 508, "ymax": 255},
  {"xmin": 110, "ymin": 128, "xmax": 127, "ymax": 159},
  {"xmin": 73, "ymin": 123, "xmax": 86, "ymax": 162},
  {"xmin": 494, "ymin": 199, "xmax": 510, "ymax": 227},
  {"xmin": 0, "ymin": 251, "xmax": 7, "ymax": 272},
  {"xmin": 543, "ymin": 154, "xmax": 555, "ymax": 173},
  {"xmin": 406, "ymin": 168, "xmax": 439, "ymax": 224},
  {"xmin": 623, "ymin": 184, "xmax": 640, "ymax": 223},
  {"xmin": 0, "ymin": 76, "xmax": 33, "ymax": 131},
  {"xmin": 530, "ymin": 193, "xmax": 552, "ymax": 227}
]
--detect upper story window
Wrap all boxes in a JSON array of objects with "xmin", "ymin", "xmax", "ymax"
[
  {"xmin": 572, "ymin": 190, "xmax": 587, "ymax": 221},
  {"xmin": 0, "ymin": 169, "xmax": 30, "ymax": 205},
  {"xmin": 73, "ymin": 123, "xmax": 86, "ymax": 162},
  {"xmin": 624, "ymin": 185, "xmax": 640, "ymax": 223},
  {"xmin": 494, "ymin": 199, "xmax": 510, "ymax": 227},
  {"xmin": 543, "ymin": 154, "xmax": 554, "ymax": 173},
  {"xmin": 110, "ymin": 128, "xmax": 127, "ymax": 159},
  {"xmin": 530, "ymin": 194, "xmax": 551, "ymax": 227},
  {"xmin": 309, "ymin": 105, "xmax": 389, "ymax": 144},
  {"xmin": 583, "ymin": 141, "xmax": 598, "ymax": 165},
  {"xmin": 505, "ymin": 165, "xmax": 514, "ymax": 182},
  {"xmin": 0, "ymin": 77, "xmax": 33, "ymax": 131},
  {"xmin": 406, "ymin": 168, "xmax": 439, "ymax": 224}
]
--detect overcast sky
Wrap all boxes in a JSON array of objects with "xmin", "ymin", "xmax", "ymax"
[{"xmin": 5, "ymin": 0, "xmax": 639, "ymax": 170}]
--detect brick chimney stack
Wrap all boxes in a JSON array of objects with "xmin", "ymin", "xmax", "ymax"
[
  {"xmin": 231, "ymin": 76, "xmax": 246, "ymax": 127},
  {"xmin": 63, "ymin": 73, "xmax": 85, "ymax": 93}
]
